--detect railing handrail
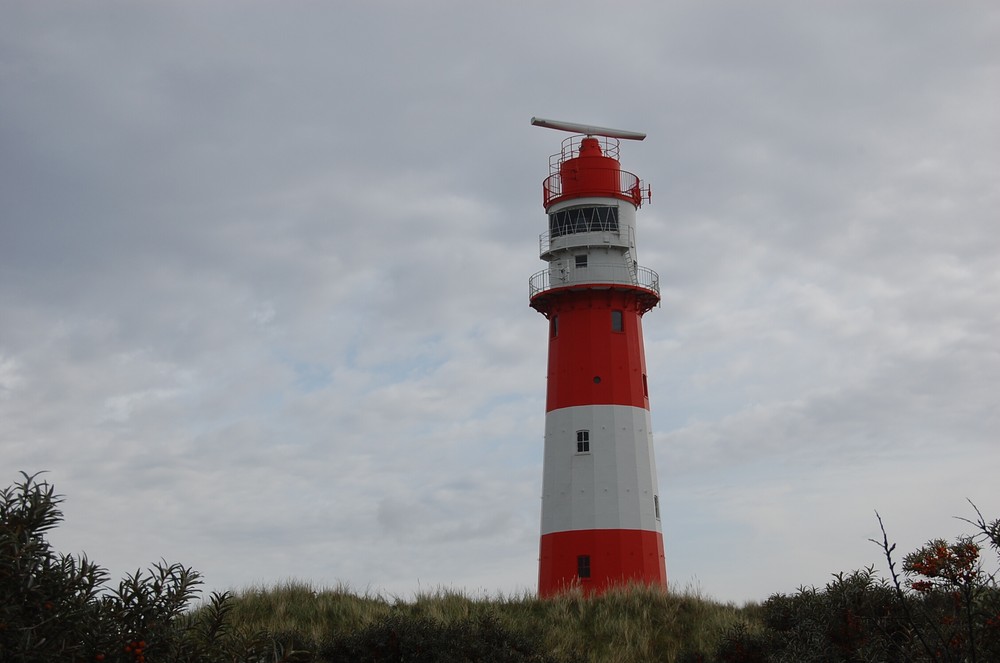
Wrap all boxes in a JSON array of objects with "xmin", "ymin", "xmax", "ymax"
[
  {"xmin": 529, "ymin": 263, "xmax": 660, "ymax": 299},
  {"xmin": 543, "ymin": 169, "xmax": 646, "ymax": 208},
  {"xmin": 548, "ymin": 135, "xmax": 621, "ymax": 176},
  {"xmin": 539, "ymin": 224, "xmax": 634, "ymax": 257}
]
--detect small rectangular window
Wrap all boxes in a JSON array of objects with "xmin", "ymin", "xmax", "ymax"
[
  {"xmin": 551, "ymin": 315, "xmax": 559, "ymax": 338},
  {"xmin": 576, "ymin": 430, "xmax": 590, "ymax": 453},
  {"xmin": 575, "ymin": 254, "xmax": 588, "ymax": 268},
  {"xmin": 654, "ymin": 495, "xmax": 660, "ymax": 519},
  {"xmin": 611, "ymin": 310, "xmax": 623, "ymax": 332},
  {"xmin": 577, "ymin": 555, "xmax": 591, "ymax": 579},
  {"xmin": 643, "ymin": 373, "xmax": 648, "ymax": 397}
]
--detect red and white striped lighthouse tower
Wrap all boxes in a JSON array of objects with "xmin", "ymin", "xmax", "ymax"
[{"xmin": 528, "ymin": 117, "xmax": 667, "ymax": 597}]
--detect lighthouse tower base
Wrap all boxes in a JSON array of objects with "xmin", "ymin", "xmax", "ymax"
[{"xmin": 539, "ymin": 529, "xmax": 666, "ymax": 596}]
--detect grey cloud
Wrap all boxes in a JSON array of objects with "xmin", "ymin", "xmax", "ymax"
[{"xmin": 3, "ymin": 1, "xmax": 999, "ymax": 603}]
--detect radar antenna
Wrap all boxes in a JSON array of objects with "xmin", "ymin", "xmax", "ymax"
[{"xmin": 530, "ymin": 116, "xmax": 646, "ymax": 141}]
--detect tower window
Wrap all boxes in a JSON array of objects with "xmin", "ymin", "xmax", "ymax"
[
  {"xmin": 551, "ymin": 315, "xmax": 559, "ymax": 338},
  {"xmin": 577, "ymin": 555, "xmax": 591, "ymax": 579},
  {"xmin": 611, "ymin": 310, "xmax": 623, "ymax": 332},
  {"xmin": 548, "ymin": 205, "xmax": 620, "ymax": 238},
  {"xmin": 643, "ymin": 373, "xmax": 648, "ymax": 397},
  {"xmin": 654, "ymin": 495, "xmax": 660, "ymax": 519},
  {"xmin": 576, "ymin": 430, "xmax": 590, "ymax": 453},
  {"xmin": 575, "ymin": 254, "xmax": 588, "ymax": 268}
]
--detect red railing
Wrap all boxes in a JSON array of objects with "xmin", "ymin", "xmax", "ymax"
[
  {"xmin": 548, "ymin": 135, "xmax": 622, "ymax": 173},
  {"xmin": 543, "ymin": 169, "xmax": 648, "ymax": 208},
  {"xmin": 542, "ymin": 134, "xmax": 650, "ymax": 208}
]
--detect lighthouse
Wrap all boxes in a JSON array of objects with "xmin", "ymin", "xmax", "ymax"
[{"xmin": 528, "ymin": 117, "xmax": 667, "ymax": 597}]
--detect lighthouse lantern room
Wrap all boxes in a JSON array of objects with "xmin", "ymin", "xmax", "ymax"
[{"xmin": 528, "ymin": 117, "xmax": 667, "ymax": 597}]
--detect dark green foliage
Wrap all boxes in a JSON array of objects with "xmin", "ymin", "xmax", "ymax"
[
  {"xmin": 0, "ymin": 472, "xmax": 272, "ymax": 663},
  {"xmin": 1, "ymin": 471, "xmax": 109, "ymax": 661},
  {"xmin": 713, "ymin": 623, "xmax": 767, "ymax": 663},
  {"xmin": 674, "ymin": 510, "xmax": 1000, "ymax": 663},
  {"xmin": 318, "ymin": 612, "xmax": 559, "ymax": 663},
  {"xmin": 755, "ymin": 569, "xmax": 906, "ymax": 662}
]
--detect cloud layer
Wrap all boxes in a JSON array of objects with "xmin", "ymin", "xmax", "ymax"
[{"xmin": 2, "ymin": 1, "xmax": 999, "ymax": 603}]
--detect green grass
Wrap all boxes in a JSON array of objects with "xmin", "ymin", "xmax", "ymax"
[
  {"xmin": 207, "ymin": 581, "xmax": 761, "ymax": 663},
  {"xmin": 224, "ymin": 581, "xmax": 394, "ymax": 640}
]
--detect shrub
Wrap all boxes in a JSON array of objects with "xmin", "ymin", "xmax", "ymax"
[
  {"xmin": 874, "ymin": 507, "xmax": 1000, "ymax": 662},
  {"xmin": 1, "ymin": 471, "xmax": 112, "ymax": 660},
  {"xmin": 757, "ymin": 569, "xmax": 904, "ymax": 662},
  {"xmin": 683, "ymin": 506, "xmax": 1000, "ymax": 663},
  {"xmin": 0, "ymin": 472, "xmax": 272, "ymax": 663}
]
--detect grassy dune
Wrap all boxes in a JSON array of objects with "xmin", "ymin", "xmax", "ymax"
[{"xmin": 207, "ymin": 581, "xmax": 761, "ymax": 662}]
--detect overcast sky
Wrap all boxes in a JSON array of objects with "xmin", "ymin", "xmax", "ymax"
[{"xmin": 3, "ymin": 1, "xmax": 999, "ymax": 604}]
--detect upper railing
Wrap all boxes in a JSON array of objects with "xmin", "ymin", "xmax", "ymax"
[
  {"xmin": 543, "ymin": 135, "xmax": 650, "ymax": 208},
  {"xmin": 548, "ymin": 135, "xmax": 622, "ymax": 173},
  {"xmin": 539, "ymin": 224, "xmax": 634, "ymax": 257},
  {"xmin": 543, "ymin": 169, "xmax": 646, "ymax": 208},
  {"xmin": 528, "ymin": 264, "xmax": 660, "ymax": 299}
]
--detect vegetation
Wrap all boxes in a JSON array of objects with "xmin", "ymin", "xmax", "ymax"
[
  {"xmin": 214, "ymin": 582, "xmax": 754, "ymax": 662},
  {"xmin": 3, "ymin": 471, "xmax": 999, "ymax": 662}
]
